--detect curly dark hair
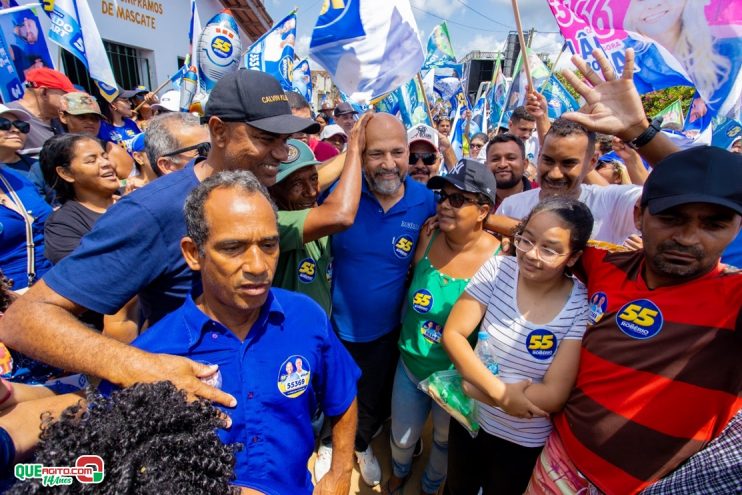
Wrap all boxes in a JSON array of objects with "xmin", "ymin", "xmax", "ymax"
[
  {"xmin": 9, "ymin": 382, "xmax": 239, "ymax": 495},
  {"xmin": 0, "ymin": 270, "xmax": 13, "ymax": 311}
]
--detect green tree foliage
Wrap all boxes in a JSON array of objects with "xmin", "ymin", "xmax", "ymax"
[{"xmin": 640, "ymin": 86, "xmax": 696, "ymax": 118}]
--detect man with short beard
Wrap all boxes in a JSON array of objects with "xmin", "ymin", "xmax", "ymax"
[
  {"xmin": 497, "ymin": 117, "xmax": 642, "ymax": 245},
  {"xmin": 485, "ymin": 133, "xmax": 535, "ymax": 209},
  {"xmin": 326, "ymin": 113, "xmax": 436, "ymax": 486}
]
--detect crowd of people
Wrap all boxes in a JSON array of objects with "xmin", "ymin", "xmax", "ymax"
[{"xmin": 0, "ymin": 47, "xmax": 738, "ymax": 495}]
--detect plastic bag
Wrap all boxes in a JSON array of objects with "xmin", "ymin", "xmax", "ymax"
[{"xmin": 419, "ymin": 369, "xmax": 479, "ymax": 436}]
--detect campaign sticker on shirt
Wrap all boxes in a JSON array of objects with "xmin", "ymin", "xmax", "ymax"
[
  {"xmin": 277, "ymin": 355, "xmax": 311, "ymax": 398},
  {"xmin": 326, "ymin": 260, "xmax": 333, "ymax": 284},
  {"xmin": 297, "ymin": 258, "xmax": 317, "ymax": 283},
  {"xmin": 393, "ymin": 234, "xmax": 415, "ymax": 259},
  {"xmin": 526, "ymin": 329, "xmax": 557, "ymax": 360},
  {"xmin": 616, "ymin": 299, "xmax": 663, "ymax": 340},
  {"xmin": 411, "ymin": 289, "xmax": 434, "ymax": 314},
  {"xmin": 420, "ymin": 320, "xmax": 443, "ymax": 344},
  {"xmin": 588, "ymin": 292, "xmax": 609, "ymax": 324}
]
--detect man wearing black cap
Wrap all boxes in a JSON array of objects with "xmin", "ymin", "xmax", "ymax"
[
  {"xmin": 0, "ymin": 70, "xmax": 318, "ymax": 411},
  {"xmin": 334, "ymin": 102, "xmax": 358, "ymax": 138}
]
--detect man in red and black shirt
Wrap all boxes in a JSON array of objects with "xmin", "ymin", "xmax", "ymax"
[{"xmin": 526, "ymin": 49, "xmax": 742, "ymax": 495}]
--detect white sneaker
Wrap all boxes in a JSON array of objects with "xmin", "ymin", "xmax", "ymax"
[
  {"xmin": 314, "ymin": 444, "xmax": 333, "ymax": 482},
  {"xmin": 355, "ymin": 446, "xmax": 382, "ymax": 486}
]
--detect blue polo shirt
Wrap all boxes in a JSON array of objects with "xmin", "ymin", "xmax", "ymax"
[
  {"xmin": 330, "ymin": 176, "xmax": 436, "ymax": 342},
  {"xmin": 43, "ymin": 162, "xmax": 201, "ymax": 324},
  {"xmin": 130, "ymin": 289, "xmax": 360, "ymax": 495}
]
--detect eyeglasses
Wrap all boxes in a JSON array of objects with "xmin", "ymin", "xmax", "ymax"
[
  {"xmin": 409, "ymin": 152, "xmax": 437, "ymax": 165},
  {"xmin": 513, "ymin": 235, "xmax": 570, "ymax": 263},
  {"xmin": 162, "ymin": 142, "xmax": 211, "ymax": 158},
  {"xmin": 436, "ymin": 190, "xmax": 480, "ymax": 208},
  {"xmin": 0, "ymin": 118, "xmax": 30, "ymax": 134},
  {"xmin": 470, "ymin": 142, "xmax": 484, "ymax": 149}
]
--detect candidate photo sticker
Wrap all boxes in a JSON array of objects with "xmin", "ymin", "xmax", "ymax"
[
  {"xmin": 297, "ymin": 257, "xmax": 317, "ymax": 283},
  {"xmin": 393, "ymin": 234, "xmax": 414, "ymax": 259},
  {"xmin": 616, "ymin": 299, "xmax": 663, "ymax": 340},
  {"xmin": 421, "ymin": 320, "xmax": 443, "ymax": 344},
  {"xmin": 588, "ymin": 291, "xmax": 608, "ymax": 324},
  {"xmin": 526, "ymin": 329, "xmax": 557, "ymax": 360},
  {"xmin": 277, "ymin": 355, "xmax": 311, "ymax": 398}
]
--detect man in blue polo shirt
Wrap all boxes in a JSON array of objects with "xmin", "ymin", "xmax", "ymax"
[
  {"xmin": 132, "ymin": 170, "xmax": 359, "ymax": 494},
  {"xmin": 324, "ymin": 113, "xmax": 436, "ymax": 486},
  {"xmin": 0, "ymin": 70, "xmax": 319, "ymax": 409}
]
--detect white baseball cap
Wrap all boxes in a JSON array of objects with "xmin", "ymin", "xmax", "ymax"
[
  {"xmin": 151, "ymin": 90, "xmax": 180, "ymax": 112},
  {"xmin": 0, "ymin": 104, "xmax": 31, "ymax": 121},
  {"xmin": 407, "ymin": 124, "xmax": 439, "ymax": 151},
  {"xmin": 320, "ymin": 124, "xmax": 347, "ymax": 141}
]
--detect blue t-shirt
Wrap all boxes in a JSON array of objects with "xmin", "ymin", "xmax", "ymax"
[
  {"xmin": 130, "ymin": 289, "xmax": 360, "ymax": 495},
  {"xmin": 330, "ymin": 176, "xmax": 436, "ymax": 342},
  {"xmin": 722, "ymin": 231, "xmax": 742, "ymax": 269},
  {"xmin": 98, "ymin": 119, "xmax": 141, "ymax": 144},
  {"xmin": 44, "ymin": 162, "xmax": 200, "ymax": 324},
  {"xmin": 0, "ymin": 167, "xmax": 51, "ymax": 290}
]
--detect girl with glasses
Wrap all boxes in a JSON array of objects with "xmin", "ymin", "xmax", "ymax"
[
  {"xmin": 441, "ymin": 197, "xmax": 593, "ymax": 494},
  {"xmin": 386, "ymin": 159, "xmax": 500, "ymax": 495}
]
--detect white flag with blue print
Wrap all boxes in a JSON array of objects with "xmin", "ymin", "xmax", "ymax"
[
  {"xmin": 44, "ymin": 0, "xmax": 118, "ymax": 101},
  {"xmin": 244, "ymin": 10, "xmax": 296, "ymax": 91},
  {"xmin": 309, "ymin": 0, "xmax": 424, "ymax": 103}
]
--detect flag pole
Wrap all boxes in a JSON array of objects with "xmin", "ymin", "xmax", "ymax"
[
  {"xmin": 133, "ymin": 78, "xmax": 171, "ymax": 113},
  {"xmin": 511, "ymin": 0, "xmax": 534, "ymax": 92},
  {"xmin": 417, "ymin": 72, "xmax": 435, "ymax": 124},
  {"xmin": 541, "ymin": 41, "xmax": 567, "ymax": 92}
]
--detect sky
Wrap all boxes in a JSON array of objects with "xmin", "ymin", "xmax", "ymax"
[{"xmin": 262, "ymin": 0, "xmax": 570, "ymax": 68}]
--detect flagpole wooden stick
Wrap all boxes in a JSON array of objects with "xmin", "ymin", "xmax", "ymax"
[
  {"xmin": 133, "ymin": 78, "xmax": 171, "ymax": 113},
  {"xmin": 511, "ymin": 0, "xmax": 534, "ymax": 92},
  {"xmin": 417, "ymin": 72, "xmax": 435, "ymax": 124}
]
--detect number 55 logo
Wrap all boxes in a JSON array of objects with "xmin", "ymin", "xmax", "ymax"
[
  {"xmin": 616, "ymin": 299, "xmax": 663, "ymax": 339},
  {"xmin": 526, "ymin": 330, "xmax": 557, "ymax": 360}
]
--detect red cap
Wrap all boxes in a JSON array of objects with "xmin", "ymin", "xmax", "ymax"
[{"xmin": 25, "ymin": 68, "xmax": 75, "ymax": 93}]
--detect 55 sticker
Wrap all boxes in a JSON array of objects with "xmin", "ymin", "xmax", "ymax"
[
  {"xmin": 393, "ymin": 235, "xmax": 414, "ymax": 259},
  {"xmin": 526, "ymin": 329, "xmax": 557, "ymax": 360},
  {"xmin": 297, "ymin": 258, "xmax": 317, "ymax": 283},
  {"xmin": 616, "ymin": 299, "xmax": 663, "ymax": 339},
  {"xmin": 411, "ymin": 289, "xmax": 433, "ymax": 314}
]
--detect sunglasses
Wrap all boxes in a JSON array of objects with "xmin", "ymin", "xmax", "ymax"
[
  {"xmin": 0, "ymin": 118, "xmax": 30, "ymax": 134},
  {"xmin": 409, "ymin": 152, "xmax": 437, "ymax": 166},
  {"xmin": 162, "ymin": 142, "xmax": 211, "ymax": 158},
  {"xmin": 436, "ymin": 190, "xmax": 481, "ymax": 208}
]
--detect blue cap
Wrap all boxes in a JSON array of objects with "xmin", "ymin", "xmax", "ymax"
[{"xmin": 125, "ymin": 133, "xmax": 145, "ymax": 153}]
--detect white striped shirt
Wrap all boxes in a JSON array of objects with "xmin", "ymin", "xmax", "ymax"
[{"xmin": 466, "ymin": 256, "xmax": 589, "ymax": 447}]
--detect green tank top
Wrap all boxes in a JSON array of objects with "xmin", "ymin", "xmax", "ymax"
[{"xmin": 399, "ymin": 232, "xmax": 501, "ymax": 380}]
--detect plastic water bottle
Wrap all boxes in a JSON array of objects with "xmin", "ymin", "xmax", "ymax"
[{"xmin": 476, "ymin": 331, "xmax": 499, "ymax": 375}]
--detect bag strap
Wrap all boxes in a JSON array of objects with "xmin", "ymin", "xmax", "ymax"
[{"xmin": 0, "ymin": 173, "xmax": 36, "ymax": 287}]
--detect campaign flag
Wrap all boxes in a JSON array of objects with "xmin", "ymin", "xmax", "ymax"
[
  {"xmin": 711, "ymin": 115, "xmax": 742, "ymax": 150},
  {"xmin": 654, "ymin": 99, "xmax": 685, "ymax": 128},
  {"xmin": 292, "ymin": 58, "xmax": 312, "ymax": 103},
  {"xmin": 395, "ymin": 76, "xmax": 431, "ymax": 128},
  {"xmin": 339, "ymin": 91, "xmax": 370, "ymax": 114},
  {"xmin": 374, "ymin": 90, "xmax": 401, "ymax": 116},
  {"xmin": 44, "ymin": 0, "xmax": 119, "ymax": 101},
  {"xmin": 309, "ymin": 0, "xmax": 424, "ymax": 102},
  {"xmin": 422, "ymin": 22, "xmax": 463, "ymax": 74},
  {"xmin": 471, "ymin": 91, "xmax": 486, "ymax": 131},
  {"xmin": 539, "ymin": 75, "xmax": 580, "ymax": 120},
  {"xmin": 187, "ymin": 0, "xmax": 202, "ymax": 69},
  {"xmin": 244, "ymin": 10, "xmax": 296, "ymax": 91},
  {"xmin": 488, "ymin": 56, "xmax": 509, "ymax": 129},
  {"xmin": 421, "ymin": 69, "xmax": 435, "ymax": 107},
  {"xmin": 501, "ymin": 47, "xmax": 550, "ymax": 123},
  {"xmin": 546, "ymin": 0, "xmax": 742, "ymax": 119},
  {"xmin": 433, "ymin": 75, "xmax": 470, "ymax": 119},
  {"xmin": 0, "ymin": 4, "xmax": 54, "ymax": 101}
]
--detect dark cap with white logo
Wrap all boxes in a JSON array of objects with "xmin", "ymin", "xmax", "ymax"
[
  {"xmin": 203, "ymin": 69, "xmax": 320, "ymax": 135},
  {"xmin": 427, "ymin": 158, "xmax": 497, "ymax": 206}
]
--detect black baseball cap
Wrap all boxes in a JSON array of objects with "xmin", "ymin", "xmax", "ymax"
[
  {"xmin": 427, "ymin": 158, "xmax": 497, "ymax": 206},
  {"xmin": 641, "ymin": 146, "xmax": 742, "ymax": 215},
  {"xmin": 204, "ymin": 69, "xmax": 320, "ymax": 135},
  {"xmin": 334, "ymin": 102, "xmax": 358, "ymax": 117}
]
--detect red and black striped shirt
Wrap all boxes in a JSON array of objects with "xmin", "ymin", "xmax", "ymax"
[{"xmin": 554, "ymin": 247, "xmax": 742, "ymax": 495}]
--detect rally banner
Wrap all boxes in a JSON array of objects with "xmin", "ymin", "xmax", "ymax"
[
  {"xmin": 654, "ymin": 99, "xmax": 684, "ymax": 128},
  {"xmin": 501, "ymin": 46, "xmax": 550, "ymax": 123},
  {"xmin": 540, "ymin": 74, "xmax": 580, "ymax": 120},
  {"xmin": 422, "ymin": 22, "xmax": 463, "ymax": 74},
  {"xmin": 44, "ymin": 0, "xmax": 119, "ymax": 101},
  {"xmin": 433, "ymin": 75, "xmax": 470, "ymax": 120},
  {"xmin": 488, "ymin": 56, "xmax": 510, "ymax": 129},
  {"xmin": 374, "ymin": 90, "xmax": 401, "ymax": 116},
  {"xmin": 546, "ymin": 0, "xmax": 741, "ymax": 119},
  {"xmin": 711, "ymin": 115, "xmax": 742, "ymax": 150},
  {"xmin": 292, "ymin": 58, "xmax": 312, "ymax": 103},
  {"xmin": 309, "ymin": 0, "xmax": 424, "ymax": 102},
  {"xmin": 395, "ymin": 76, "xmax": 431, "ymax": 128},
  {"xmin": 0, "ymin": 4, "xmax": 54, "ymax": 101},
  {"xmin": 244, "ymin": 10, "xmax": 296, "ymax": 91}
]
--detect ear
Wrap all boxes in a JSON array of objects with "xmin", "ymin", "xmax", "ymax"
[
  {"xmin": 55, "ymin": 165, "xmax": 74, "ymax": 184},
  {"xmin": 477, "ymin": 203, "xmax": 491, "ymax": 222},
  {"xmin": 181, "ymin": 236, "xmax": 202, "ymax": 272},
  {"xmin": 208, "ymin": 117, "xmax": 228, "ymax": 149},
  {"xmin": 634, "ymin": 203, "xmax": 643, "ymax": 231},
  {"xmin": 156, "ymin": 156, "xmax": 174, "ymax": 175},
  {"xmin": 566, "ymin": 249, "xmax": 583, "ymax": 268},
  {"xmin": 58, "ymin": 111, "xmax": 68, "ymax": 124}
]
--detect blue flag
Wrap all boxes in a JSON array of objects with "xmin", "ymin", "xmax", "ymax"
[
  {"xmin": 292, "ymin": 58, "xmax": 312, "ymax": 103},
  {"xmin": 488, "ymin": 57, "xmax": 509, "ymax": 129},
  {"xmin": 44, "ymin": 0, "xmax": 118, "ymax": 101},
  {"xmin": 422, "ymin": 22, "xmax": 463, "ymax": 74},
  {"xmin": 244, "ymin": 10, "xmax": 296, "ymax": 91},
  {"xmin": 712, "ymin": 116, "xmax": 742, "ymax": 150},
  {"xmin": 309, "ymin": 0, "xmax": 424, "ymax": 102},
  {"xmin": 540, "ymin": 75, "xmax": 580, "ymax": 120},
  {"xmin": 395, "ymin": 77, "xmax": 431, "ymax": 128},
  {"xmin": 374, "ymin": 91, "xmax": 401, "ymax": 116}
]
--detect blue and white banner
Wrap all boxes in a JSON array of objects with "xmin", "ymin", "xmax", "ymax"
[
  {"xmin": 44, "ymin": 0, "xmax": 118, "ymax": 101},
  {"xmin": 421, "ymin": 22, "xmax": 463, "ymax": 74},
  {"xmin": 471, "ymin": 91, "xmax": 486, "ymax": 131},
  {"xmin": 309, "ymin": 0, "xmax": 424, "ymax": 102},
  {"xmin": 339, "ymin": 91, "xmax": 369, "ymax": 114},
  {"xmin": 292, "ymin": 58, "xmax": 312, "ymax": 103},
  {"xmin": 487, "ymin": 58, "xmax": 509, "ymax": 129},
  {"xmin": 540, "ymin": 75, "xmax": 580, "ymax": 120},
  {"xmin": 712, "ymin": 115, "xmax": 742, "ymax": 150},
  {"xmin": 395, "ymin": 76, "xmax": 431, "ymax": 128},
  {"xmin": 244, "ymin": 10, "xmax": 296, "ymax": 91},
  {"xmin": 374, "ymin": 90, "xmax": 401, "ymax": 116},
  {"xmin": 0, "ymin": 4, "xmax": 54, "ymax": 101}
]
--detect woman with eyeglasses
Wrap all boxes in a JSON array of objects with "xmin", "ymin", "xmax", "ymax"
[
  {"xmin": 386, "ymin": 159, "xmax": 500, "ymax": 495},
  {"xmin": 0, "ymin": 105, "xmax": 52, "ymax": 291},
  {"xmin": 468, "ymin": 132, "xmax": 488, "ymax": 162},
  {"xmin": 441, "ymin": 197, "xmax": 593, "ymax": 494}
]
